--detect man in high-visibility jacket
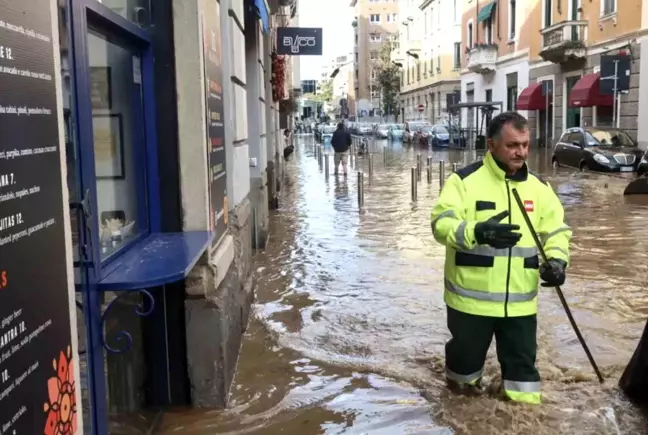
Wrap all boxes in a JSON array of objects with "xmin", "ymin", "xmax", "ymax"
[{"xmin": 430, "ymin": 111, "xmax": 571, "ymax": 405}]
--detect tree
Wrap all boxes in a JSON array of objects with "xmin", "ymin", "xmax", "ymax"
[
  {"xmin": 303, "ymin": 80, "xmax": 333, "ymax": 104},
  {"xmin": 372, "ymin": 41, "xmax": 401, "ymax": 120}
]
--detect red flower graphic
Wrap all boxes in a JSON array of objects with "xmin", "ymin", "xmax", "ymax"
[{"xmin": 44, "ymin": 346, "xmax": 77, "ymax": 435}]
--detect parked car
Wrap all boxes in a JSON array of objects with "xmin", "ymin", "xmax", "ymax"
[
  {"xmin": 389, "ymin": 124, "xmax": 405, "ymax": 140},
  {"xmin": 321, "ymin": 125, "xmax": 336, "ymax": 141},
  {"xmin": 356, "ymin": 123, "xmax": 373, "ymax": 136},
  {"xmin": 428, "ymin": 125, "xmax": 452, "ymax": 147},
  {"xmin": 552, "ymin": 127, "xmax": 642, "ymax": 173},
  {"xmin": 413, "ymin": 125, "xmax": 434, "ymax": 146},
  {"xmin": 375, "ymin": 124, "xmax": 390, "ymax": 138},
  {"xmin": 403, "ymin": 121, "xmax": 429, "ymax": 143},
  {"xmin": 637, "ymin": 149, "xmax": 648, "ymax": 177}
]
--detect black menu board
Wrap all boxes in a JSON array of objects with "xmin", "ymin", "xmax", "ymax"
[
  {"xmin": 202, "ymin": 0, "xmax": 228, "ymax": 247},
  {"xmin": 0, "ymin": 1, "xmax": 77, "ymax": 434}
]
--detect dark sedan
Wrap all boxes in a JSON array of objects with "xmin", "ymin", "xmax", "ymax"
[
  {"xmin": 428, "ymin": 125, "xmax": 452, "ymax": 147},
  {"xmin": 552, "ymin": 127, "xmax": 642, "ymax": 173}
]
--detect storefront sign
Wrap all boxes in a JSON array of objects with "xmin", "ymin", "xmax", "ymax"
[
  {"xmin": 276, "ymin": 28, "xmax": 323, "ymax": 56},
  {"xmin": 0, "ymin": 0, "xmax": 78, "ymax": 433},
  {"xmin": 600, "ymin": 54, "xmax": 631, "ymax": 95},
  {"xmin": 202, "ymin": 0, "xmax": 228, "ymax": 246}
]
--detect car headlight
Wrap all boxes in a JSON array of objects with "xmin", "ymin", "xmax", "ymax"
[{"xmin": 593, "ymin": 154, "xmax": 610, "ymax": 164}]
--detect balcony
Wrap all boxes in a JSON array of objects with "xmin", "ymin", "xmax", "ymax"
[
  {"xmin": 466, "ymin": 44, "xmax": 498, "ymax": 74},
  {"xmin": 407, "ymin": 39, "xmax": 422, "ymax": 55},
  {"xmin": 539, "ymin": 20, "xmax": 588, "ymax": 64}
]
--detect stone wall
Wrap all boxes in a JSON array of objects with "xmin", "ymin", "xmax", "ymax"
[{"xmin": 184, "ymin": 199, "xmax": 254, "ymax": 407}]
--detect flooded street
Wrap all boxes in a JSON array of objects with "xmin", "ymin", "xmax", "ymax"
[{"xmin": 160, "ymin": 136, "xmax": 648, "ymax": 434}]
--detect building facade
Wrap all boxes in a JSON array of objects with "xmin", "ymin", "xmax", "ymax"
[
  {"xmin": 25, "ymin": 0, "xmax": 301, "ymax": 433},
  {"xmin": 395, "ymin": 0, "xmax": 462, "ymax": 122},
  {"xmin": 459, "ymin": 0, "xmax": 532, "ymax": 135},
  {"xmin": 351, "ymin": 0, "xmax": 400, "ymax": 116},
  {"xmin": 525, "ymin": 0, "xmax": 643, "ymax": 146}
]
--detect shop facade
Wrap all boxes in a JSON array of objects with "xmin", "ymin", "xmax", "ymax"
[
  {"xmin": 0, "ymin": 0, "xmax": 299, "ymax": 433},
  {"xmin": 527, "ymin": 41, "xmax": 641, "ymax": 147}
]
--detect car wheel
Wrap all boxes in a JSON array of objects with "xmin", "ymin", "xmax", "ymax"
[{"xmin": 551, "ymin": 156, "xmax": 559, "ymax": 168}]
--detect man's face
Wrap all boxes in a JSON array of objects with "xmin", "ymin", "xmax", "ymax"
[{"xmin": 488, "ymin": 123, "xmax": 530, "ymax": 173}]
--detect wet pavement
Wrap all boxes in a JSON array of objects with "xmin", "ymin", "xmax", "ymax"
[{"xmin": 159, "ymin": 135, "xmax": 648, "ymax": 434}]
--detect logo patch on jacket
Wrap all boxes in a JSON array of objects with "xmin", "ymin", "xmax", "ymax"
[{"xmin": 524, "ymin": 200, "xmax": 534, "ymax": 212}]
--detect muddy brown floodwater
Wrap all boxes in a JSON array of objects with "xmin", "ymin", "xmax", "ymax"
[{"xmin": 159, "ymin": 137, "xmax": 648, "ymax": 434}]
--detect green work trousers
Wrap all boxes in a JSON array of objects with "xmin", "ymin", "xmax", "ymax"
[{"xmin": 445, "ymin": 305, "xmax": 541, "ymax": 404}]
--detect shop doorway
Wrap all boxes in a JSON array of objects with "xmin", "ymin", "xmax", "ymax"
[{"xmin": 565, "ymin": 76, "xmax": 581, "ymax": 128}]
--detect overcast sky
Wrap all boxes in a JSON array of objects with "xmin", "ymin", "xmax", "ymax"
[{"xmin": 298, "ymin": 0, "xmax": 354, "ymax": 80}]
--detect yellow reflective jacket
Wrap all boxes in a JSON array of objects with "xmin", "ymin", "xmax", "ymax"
[{"xmin": 431, "ymin": 152, "xmax": 572, "ymax": 317}]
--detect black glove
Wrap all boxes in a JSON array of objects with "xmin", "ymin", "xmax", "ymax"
[
  {"xmin": 474, "ymin": 210, "xmax": 521, "ymax": 249},
  {"xmin": 539, "ymin": 259, "xmax": 566, "ymax": 287}
]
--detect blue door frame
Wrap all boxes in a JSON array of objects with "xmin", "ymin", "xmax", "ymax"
[{"xmin": 68, "ymin": 1, "xmax": 160, "ymax": 433}]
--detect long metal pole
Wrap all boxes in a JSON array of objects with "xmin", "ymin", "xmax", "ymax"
[
  {"xmin": 613, "ymin": 60, "xmax": 619, "ymax": 128},
  {"xmin": 357, "ymin": 171, "xmax": 364, "ymax": 208},
  {"xmin": 417, "ymin": 154, "xmax": 422, "ymax": 181},
  {"xmin": 411, "ymin": 167, "xmax": 417, "ymax": 201},
  {"xmin": 368, "ymin": 153, "xmax": 373, "ymax": 178},
  {"xmin": 383, "ymin": 146, "xmax": 387, "ymax": 164},
  {"xmin": 439, "ymin": 160, "xmax": 445, "ymax": 189},
  {"xmin": 427, "ymin": 156, "xmax": 432, "ymax": 183},
  {"xmin": 511, "ymin": 188, "xmax": 604, "ymax": 384}
]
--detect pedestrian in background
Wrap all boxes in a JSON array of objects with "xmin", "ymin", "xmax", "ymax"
[
  {"xmin": 430, "ymin": 111, "xmax": 572, "ymax": 405},
  {"xmin": 283, "ymin": 128, "xmax": 294, "ymax": 159},
  {"xmin": 331, "ymin": 122, "xmax": 351, "ymax": 176}
]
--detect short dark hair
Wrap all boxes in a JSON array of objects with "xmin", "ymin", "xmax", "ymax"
[
  {"xmin": 337, "ymin": 122, "xmax": 345, "ymax": 129},
  {"xmin": 487, "ymin": 111, "xmax": 528, "ymax": 140}
]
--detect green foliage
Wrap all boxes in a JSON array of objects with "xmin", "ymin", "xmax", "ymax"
[
  {"xmin": 372, "ymin": 41, "xmax": 401, "ymax": 118},
  {"xmin": 303, "ymin": 80, "xmax": 333, "ymax": 104}
]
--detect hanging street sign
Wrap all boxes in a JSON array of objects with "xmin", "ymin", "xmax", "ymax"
[{"xmin": 277, "ymin": 27, "xmax": 323, "ymax": 56}]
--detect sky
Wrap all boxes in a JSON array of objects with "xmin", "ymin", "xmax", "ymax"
[{"xmin": 298, "ymin": 0, "xmax": 354, "ymax": 80}]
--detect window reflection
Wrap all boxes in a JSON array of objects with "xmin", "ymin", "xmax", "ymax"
[{"xmin": 88, "ymin": 31, "xmax": 148, "ymax": 258}]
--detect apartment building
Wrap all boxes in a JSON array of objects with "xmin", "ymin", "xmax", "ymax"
[
  {"xmin": 351, "ymin": 0, "xmax": 400, "ymax": 116},
  {"xmin": 525, "ymin": 0, "xmax": 644, "ymax": 145},
  {"xmin": 395, "ymin": 0, "xmax": 462, "ymax": 122},
  {"xmin": 460, "ymin": 0, "xmax": 532, "ymax": 134}
]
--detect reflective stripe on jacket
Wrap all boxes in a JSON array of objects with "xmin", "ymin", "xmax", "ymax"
[{"xmin": 431, "ymin": 152, "xmax": 572, "ymax": 318}]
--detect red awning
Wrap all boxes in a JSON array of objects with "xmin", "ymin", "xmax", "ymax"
[
  {"xmin": 568, "ymin": 73, "xmax": 613, "ymax": 108},
  {"xmin": 516, "ymin": 83, "xmax": 548, "ymax": 110}
]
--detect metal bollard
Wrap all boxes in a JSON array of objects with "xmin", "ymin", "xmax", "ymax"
[
  {"xmin": 383, "ymin": 147, "xmax": 387, "ymax": 164},
  {"xmin": 417, "ymin": 154, "xmax": 422, "ymax": 181},
  {"xmin": 411, "ymin": 167, "xmax": 418, "ymax": 201},
  {"xmin": 452, "ymin": 163, "xmax": 458, "ymax": 172},
  {"xmin": 368, "ymin": 153, "xmax": 374, "ymax": 178},
  {"xmin": 439, "ymin": 160, "xmax": 446, "ymax": 189},
  {"xmin": 318, "ymin": 147, "xmax": 323, "ymax": 169},
  {"xmin": 427, "ymin": 156, "xmax": 433, "ymax": 184},
  {"xmin": 357, "ymin": 171, "xmax": 364, "ymax": 208},
  {"xmin": 324, "ymin": 153, "xmax": 330, "ymax": 178}
]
